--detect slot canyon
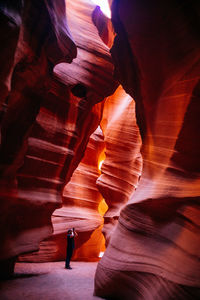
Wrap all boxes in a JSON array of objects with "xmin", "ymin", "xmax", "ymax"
[{"xmin": 0, "ymin": 0, "xmax": 200, "ymax": 299}]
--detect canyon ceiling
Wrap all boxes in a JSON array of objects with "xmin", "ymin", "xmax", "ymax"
[{"xmin": 0, "ymin": 0, "xmax": 200, "ymax": 299}]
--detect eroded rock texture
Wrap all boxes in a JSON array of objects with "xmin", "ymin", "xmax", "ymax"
[
  {"xmin": 95, "ymin": 1, "xmax": 200, "ymax": 299},
  {"xmin": 92, "ymin": 5, "xmax": 115, "ymax": 49},
  {"xmin": 97, "ymin": 85, "xmax": 142, "ymax": 245},
  {"xmin": 19, "ymin": 126, "xmax": 106, "ymax": 262},
  {"xmin": 54, "ymin": 126, "xmax": 105, "ymax": 262},
  {"xmin": 0, "ymin": 0, "xmax": 76, "ymax": 277},
  {"xmin": 0, "ymin": 0, "xmax": 117, "ymax": 276}
]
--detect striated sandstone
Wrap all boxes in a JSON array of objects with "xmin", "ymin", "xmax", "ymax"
[
  {"xmin": 97, "ymin": 85, "xmax": 142, "ymax": 245},
  {"xmin": 0, "ymin": 0, "xmax": 76, "ymax": 277},
  {"xmin": 19, "ymin": 126, "xmax": 106, "ymax": 262},
  {"xmin": 0, "ymin": 0, "xmax": 117, "ymax": 276},
  {"xmin": 95, "ymin": 1, "xmax": 200, "ymax": 299}
]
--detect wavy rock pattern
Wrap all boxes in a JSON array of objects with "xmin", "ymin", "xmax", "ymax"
[
  {"xmin": 0, "ymin": 0, "xmax": 76, "ymax": 112},
  {"xmin": 0, "ymin": 0, "xmax": 76, "ymax": 277},
  {"xmin": 95, "ymin": 1, "xmax": 200, "ymax": 299},
  {"xmin": 0, "ymin": 1, "xmax": 22, "ymax": 109},
  {"xmin": 54, "ymin": 0, "xmax": 117, "ymax": 105},
  {"xmin": 92, "ymin": 5, "xmax": 115, "ymax": 48},
  {"xmin": 97, "ymin": 86, "xmax": 142, "ymax": 245},
  {"xmin": 19, "ymin": 126, "xmax": 106, "ymax": 262},
  {"xmin": 0, "ymin": 0, "xmax": 117, "ymax": 275},
  {"xmin": 53, "ymin": 126, "xmax": 105, "ymax": 262}
]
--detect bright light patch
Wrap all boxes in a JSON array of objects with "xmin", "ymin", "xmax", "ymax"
[
  {"xmin": 98, "ymin": 251, "xmax": 104, "ymax": 258},
  {"xmin": 98, "ymin": 159, "xmax": 104, "ymax": 171},
  {"xmin": 91, "ymin": 0, "xmax": 111, "ymax": 19}
]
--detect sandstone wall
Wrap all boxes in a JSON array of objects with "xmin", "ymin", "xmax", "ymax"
[
  {"xmin": 19, "ymin": 126, "xmax": 106, "ymax": 262},
  {"xmin": 0, "ymin": 0, "xmax": 117, "ymax": 276},
  {"xmin": 95, "ymin": 1, "xmax": 200, "ymax": 299},
  {"xmin": 97, "ymin": 85, "xmax": 142, "ymax": 245}
]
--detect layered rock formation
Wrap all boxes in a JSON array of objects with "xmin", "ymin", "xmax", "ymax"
[
  {"xmin": 19, "ymin": 84, "xmax": 143, "ymax": 263},
  {"xmin": 92, "ymin": 5, "xmax": 115, "ymax": 49},
  {"xmin": 97, "ymin": 85, "xmax": 142, "ymax": 245},
  {"xmin": 0, "ymin": 0, "xmax": 117, "ymax": 276},
  {"xmin": 19, "ymin": 126, "xmax": 106, "ymax": 262},
  {"xmin": 1, "ymin": 1, "xmax": 199, "ymax": 299},
  {"xmin": 20, "ymin": 82, "xmax": 143, "ymax": 262},
  {"xmin": 95, "ymin": 1, "xmax": 200, "ymax": 299},
  {"xmin": 0, "ymin": 0, "xmax": 76, "ymax": 277},
  {"xmin": 55, "ymin": 127, "xmax": 106, "ymax": 262}
]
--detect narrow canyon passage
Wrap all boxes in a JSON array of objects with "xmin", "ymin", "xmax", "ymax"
[
  {"xmin": 0, "ymin": 0, "xmax": 200, "ymax": 299},
  {"xmin": 0, "ymin": 261, "xmax": 102, "ymax": 300}
]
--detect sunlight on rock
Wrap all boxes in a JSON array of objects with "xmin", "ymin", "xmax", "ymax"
[
  {"xmin": 98, "ymin": 251, "xmax": 104, "ymax": 258},
  {"xmin": 98, "ymin": 159, "xmax": 104, "ymax": 171},
  {"xmin": 91, "ymin": 0, "xmax": 111, "ymax": 19}
]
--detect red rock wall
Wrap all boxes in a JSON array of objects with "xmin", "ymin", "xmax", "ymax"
[
  {"xmin": 92, "ymin": 5, "xmax": 115, "ymax": 48},
  {"xmin": 0, "ymin": 0, "xmax": 76, "ymax": 276},
  {"xmin": 95, "ymin": 1, "xmax": 200, "ymax": 299},
  {"xmin": 20, "ymin": 83, "xmax": 143, "ymax": 262},
  {"xmin": 0, "ymin": 0, "xmax": 117, "ymax": 276},
  {"xmin": 97, "ymin": 85, "xmax": 142, "ymax": 245},
  {"xmin": 19, "ymin": 125, "xmax": 106, "ymax": 262}
]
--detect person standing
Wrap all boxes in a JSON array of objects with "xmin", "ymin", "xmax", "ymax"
[{"xmin": 65, "ymin": 228, "xmax": 77, "ymax": 269}]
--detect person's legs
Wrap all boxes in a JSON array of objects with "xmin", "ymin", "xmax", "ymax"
[{"xmin": 65, "ymin": 246, "xmax": 73, "ymax": 269}]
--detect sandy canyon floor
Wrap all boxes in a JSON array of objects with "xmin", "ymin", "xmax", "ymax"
[{"xmin": 0, "ymin": 261, "xmax": 103, "ymax": 300}]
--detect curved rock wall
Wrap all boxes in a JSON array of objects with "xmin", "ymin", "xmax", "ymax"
[
  {"xmin": 53, "ymin": 126, "xmax": 105, "ymax": 262},
  {"xmin": 19, "ymin": 125, "xmax": 106, "ymax": 262},
  {"xmin": 95, "ymin": 1, "xmax": 200, "ymax": 299},
  {"xmin": 97, "ymin": 85, "xmax": 142, "ymax": 245},
  {"xmin": 92, "ymin": 5, "xmax": 115, "ymax": 48},
  {"xmin": 0, "ymin": 0, "xmax": 117, "ymax": 275},
  {"xmin": 0, "ymin": 0, "xmax": 76, "ymax": 276},
  {"xmin": 0, "ymin": 1, "xmax": 22, "ymax": 108}
]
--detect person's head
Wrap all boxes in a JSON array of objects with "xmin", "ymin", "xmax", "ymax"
[{"xmin": 67, "ymin": 229, "xmax": 72, "ymax": 234}]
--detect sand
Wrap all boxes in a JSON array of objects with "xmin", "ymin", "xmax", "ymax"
[{"xmin": 0, "ymin": 261, "xmax": 103, "ymax": 300}]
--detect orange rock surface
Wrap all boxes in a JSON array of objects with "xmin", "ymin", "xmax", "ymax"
[
  {"xmin": 0, "ymin": 0, "xmax": 117, "ymax": 276},
  {"xmin": 95, "ymin": 1, "xmax": 200, "ymax": 299},
  {"xmin": 97, "ymin": 85, "xmax": 142, "ymax": 245},
  {"xmin": 1, "ymin": 1, "xmax": 200, "ymax": 299},
  {"xmin": 19, "ymin": 126, "xmax": 106, "ymax": 262}
]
